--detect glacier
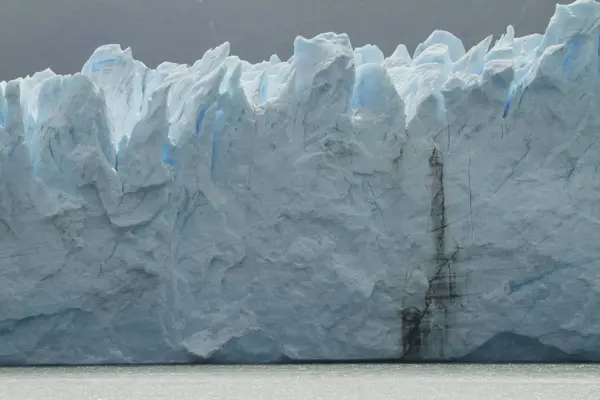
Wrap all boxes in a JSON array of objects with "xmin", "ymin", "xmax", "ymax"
[{"xmin": 2, "ymin": 0, "xmax": 600, "ymax": 364}]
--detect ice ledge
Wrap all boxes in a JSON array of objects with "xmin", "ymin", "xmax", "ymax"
[{"xmin": 1, "ymin": 0, "xmax": 600, "ymax": 364}]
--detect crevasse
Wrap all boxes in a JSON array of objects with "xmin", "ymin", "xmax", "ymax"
[{"xmin": 1, "ymin": 0, "xmax": 600, "ymax": 364}]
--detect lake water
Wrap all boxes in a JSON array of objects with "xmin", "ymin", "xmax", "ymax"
[{"xmin": 0, "ymin": 364, "xmax": 598, "ymax": 399}]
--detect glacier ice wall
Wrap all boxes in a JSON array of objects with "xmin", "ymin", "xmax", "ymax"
[{"xmin": 2, "ymin": 0, "xmax": 600, "ymax": 364}]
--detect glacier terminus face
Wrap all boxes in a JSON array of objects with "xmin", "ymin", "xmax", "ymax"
[{"xmin": 2, "ymin": 0, "xmax": 600, "ymax": 364}]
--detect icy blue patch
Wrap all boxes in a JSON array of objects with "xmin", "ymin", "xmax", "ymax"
[
  {"xmin": 195, "ymin": 107, "xmax": 207, "ymax": 135},
  {"xmin": 92, "ymin": 58, "xmax": 117, "ymax": 72},
  {"xmin": 562, "ymin": 34, "xmax": 583, "ymax": 72},
  {"xmin": 211, "ymin": 110, "xmax": 225, "ymax": 173},
  {"xmin": 162, "ymin": 143, "xmax": 175, "ymax": 167},
  {"xmin": 0, "ymin": 111, "xmax": 4, "ymax": 126}
]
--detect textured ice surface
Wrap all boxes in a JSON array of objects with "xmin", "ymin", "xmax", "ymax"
[{"xmin": 2, "ymin": 0, "xmax": 600, "ymax": 364}]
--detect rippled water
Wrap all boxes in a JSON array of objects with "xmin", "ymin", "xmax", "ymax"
[{"xmin": 0, "ymin": 364, "xmax": 598, "ymax": 399}]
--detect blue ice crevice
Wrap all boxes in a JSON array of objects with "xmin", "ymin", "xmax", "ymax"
[
  {"xmin": 211, "ymin": 109, "xmax": 225, "ymax": 173},
  {"xmin": 518, "ymin": 86, "xmax": 528, "ymax": 108},
  {"xmin": 508, "ymin": 265, "xmax": 568, "ymax": 295},
  {"xmin": 114, "ymin": 136, "xmax": 128, "ymax": 171},
  {"xmin": 562, "ymin": 34, "xmax": 584, "ymax": 72},
  {"xmin": 259, "ymin": 73, "xmax": 269, "ymax": 104},
  {"xmin": 91, "ymin": 58, "xmax": 118, "ymax": 73},
  {"xmin": 502, "ymin": 97, "xmax": 513, "ymax": 119},
  {"xmin": 502, "ymin": 85, "xmax": 518, "ymax": 119},
  {"xmin": 503, "ymin": 83, "xmax": 530, "ymax": 119},
  {"xmin": 162, "ymin": 142, "xmax": 175, "ymax": 167},
  {"xmin": 195, "ymin": 106, "xmax": 209, "ymax": 135}
]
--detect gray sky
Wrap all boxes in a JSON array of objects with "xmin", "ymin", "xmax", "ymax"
[{"xmin": 0, "ymin": 0, "xmax": 570, "ymax": 80}]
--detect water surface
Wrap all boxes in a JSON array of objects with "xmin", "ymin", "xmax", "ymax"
[{"xmin": 0, "ymin": 364, "xmax": 598, "ymax": 399}]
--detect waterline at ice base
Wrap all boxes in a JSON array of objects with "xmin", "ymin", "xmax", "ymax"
[{"xmin": 1, "ymin": 0, "xmax": 600, "ymax": 364}]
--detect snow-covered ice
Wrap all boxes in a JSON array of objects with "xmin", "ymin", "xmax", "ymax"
[{"xmin": 1, "ymin": 0, "xmax": 600, "ymax": 364}]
